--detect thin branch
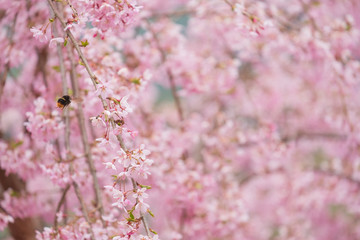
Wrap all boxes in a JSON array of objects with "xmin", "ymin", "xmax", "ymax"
[
  {"xmin": 223, "ymin": 0, "xmax": 234, "ymax": 9},
  {"xmin": 0, "ymin": 68, "xmax": 8, "ymax": 108},
  {"xmin": 51, "ymin": 4, "xmax": 97, "ymax": 237},
  {"xmin": 54, "ymin": 184, "xmax": 71, "ymax": 229},
  {"xmin": 0, "ymin": 13, "xmax": 18, "ymax": 108},
  {"xmin": 167, "ymin": 70, "xmax": 184, "ymax": 122},
  {"xmin": 239, "ymin": 168, "xmax": 360, "ymax": 188},
  {"xmin": 53, "ymin": 6, "xmax": 70, "ymax": 158},
  {"xmin": 72, "ymin": 181, "xmax": 96, "ymax": 240},
  {"xmin": 145, "ymin": 21, "xmax": 184, "ymax": 122},
  {"xmin": 237, "ymin": 130, "xmax": 348, "ymax": 149},
  {"xmin": 47, "ymin": 0, "xmax": 151, "ymax": 235},
  {"xmin": 280, "ymin": 131, "xmax": 347, "ymax": 143},
  {"xmin": 47, "ymin": 0, "xmax": 108, "ymax": 110},
  {"xmin": 148, "ymin": 9, "xmax": 195, "ymax": 20},
  {"xmin": 48, "ymin": 0, "xmax": 104, "ymax": 221},
  {"xmin": 65, "ymin": 0, "xmax": 78, "ymax": 17},
  {"xmin": 131, "ymin": 178, "xmax": 151, "ymax": 237},
  {"xmin": 52, "ymin": 8, "xmax": 73, "ymax": 232},
  {"xmin": 67, "ymin": 44, "xmax": 105, "ymax": 221},
  {"xmin": 298, "ymin": 0, "xmax": 320, "ymax": 32},
  {"xmin": 47, "ymin": 0, "xmax": 97, "ymax": 88},
  {"xmin": 114, "ymin": 122, "xmax": 151, "ymax": 236},
  {"xmin": 145, "ymin": 21, "xmax": 189, "ymax": 163}
]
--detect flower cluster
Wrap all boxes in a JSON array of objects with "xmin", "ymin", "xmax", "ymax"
[
  {"xmin": 72, "ymin": 0, "xmax": 143, "ymax": 36},
  {"xmin": 1, "ymin": 0, "xmax": 360, "ymax": 239}
]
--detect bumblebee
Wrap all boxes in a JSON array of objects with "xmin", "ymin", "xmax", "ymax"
[
  {"xmin": 57, "ymin": 95, "xmax": 71, "ymax": 109},
  {"xmin": 114, "ymin": 117, "xmax": 125, "ymax": 126}
]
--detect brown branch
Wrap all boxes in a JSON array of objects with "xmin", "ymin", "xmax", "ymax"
[
  {"xmin": 237, "ymin": 130, "xmax": 348, "ymax": 149},
  {"xmin": 148, "ymin": 9, "xmax": 195, "ymax": 20},
  {"xmin": 114, "ymin": 122, "xmax": 151, "ymax": 236},
  {"xmin": 53, "ymin": 8, "xmax": 70, "ymax": 160},
  {"xmin": 145, "ymin": 21, "xmax": 184, "ymax": 122},
  {"xmin": 54, "ymin": 184, "xmax": 71, "ymax": 229},
  {"xmin": 297, "ymin": 0, "xmax": 320, "ymax": 32},
  {"xmin": 72, "ymin": 180, "xmax": 96, "ymax": 240},
  {"xmin": 66, "ymin": 44, "xmax": 105, "ymax": 221},
  {"xmin": 51, "ymin": 6, "xmax": 97, "ymax": 238},
  {"xmin": 65, "ymin": 0, "xmax": 78, "ymax": 17},
  {"xmin": 48, "ymin": 0, "xmax": 104, "ymax": 221},
  {"xmin": 130, "ymin": 178, "xmax": 151, "ymax": 237},
  {"xmin": 167, "ymin": 69, "xmax": 184, "ymax": 122},
  {"xmin": 145, "ymin": 21, "xmax": 189, "ymax": 163},
  {"xmin": 280, "ymin": 131, "xmax": 347, "ymax": 142},
  {"xmin": 47, "ymin": 0, "xmax": 98, "ymax": 89},
  {"xmin": 52, "ymin": 7, "xmax": 74, "ymax": 232},
  {"xmin": 0, "ymin": 67, "xmax": 8, "ymax": 107},
  {"xmin": 0, "ymin": 13, "xmax": 18, "ymax": 109},
  {"xmin": 239, "ymin": 167, "xmax": 360, "ymax": 188},
  {"xmin": 47, "ymin": 0, "xmax": 151, "ymax": 235}
]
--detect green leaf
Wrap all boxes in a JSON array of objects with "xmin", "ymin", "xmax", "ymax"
[
  {"xmin": 139, "ymin": 184, "xmax": 152, "ymax": 189},
  {"xmin": 128, "ymin": 206, "xmax": 136, "ymax": 220},
  {"xmin": 147, "ymin": 209, "xmax": 155, "ymax": 217},
  {"xmin": 64, "ymin": 39, "xmax": 68, "ymax": 46},
  {"xmin": 129, "ymin": 211, "xmax": 135, "ymax": 220},
  {"xmin": 131, "ymin": 78, "xmax": 141, "ymax": 85},
  {"xmin": 80, "ymin": 39, "xmax": 89, "ymax": 47},
  {"xmin": 10, "ymin": 190, "xmax": 20, "ymax": 197},
  {"xmin": 126, "ymin": 217, "xmax": 136, "ymax": 222},
  {"xmin": 52, "ymin": 66, "xmax": 60, "ymax": 72},
  {"xmin": 150, "ymin": 228, "xmax": 158, "ymax": 234},
  {"xmin": 10, "ymin": 140, "xmax": 23, "ymax": 150},
  {"xmin": 346, "ymin": 23, "xmax": 352, "ymax": 31}
]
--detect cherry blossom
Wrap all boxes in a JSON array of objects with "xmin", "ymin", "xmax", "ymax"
[
  {"xmin": 1, "ymin": 0, "xmax": 360, "ymax": 239},
  {"xmin": 30, "ymin": 26, "xmax": 48, "ymax": 43}
]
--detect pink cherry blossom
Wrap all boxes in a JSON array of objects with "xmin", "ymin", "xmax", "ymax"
[
  {"xmin": 0, "ymin": 213, "xmax": 14, "ymax": 231},
  {"xmin": 2, "ymin": 0, "xmax": 360, "ymax": 239},
  {"xmin": 90, "ymin": 116, "xmax": 106, "ymax": 127},
  {"xmin": 30, "ymin": 26, "xmax": 48, "ymax": 43},
  {"xmin": 49, "ymin": 37, "xmax": 64, "ymax": 47},
  {"xmin": 133, "ymin": 188, "xmax": 148, "ymax": 202}
]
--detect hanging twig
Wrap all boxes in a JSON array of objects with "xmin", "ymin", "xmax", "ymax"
[
  {"xmin": 66, "ymin": 43, "xmax": 105, "ymax": 222},
  {"xmin": 47, "ymin": 0, "xmax": 151, "ymax": 236},
  {"xmin": 54, "ymin": 184, "xmax": 70, "ymax": 229},
  {"xmin": 145, "ymin": 21, "xmax": 184, "ymax": 122},
  {"xmin": 51, "ymin": 8, "xmax": 96, "ymax": 238}
]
